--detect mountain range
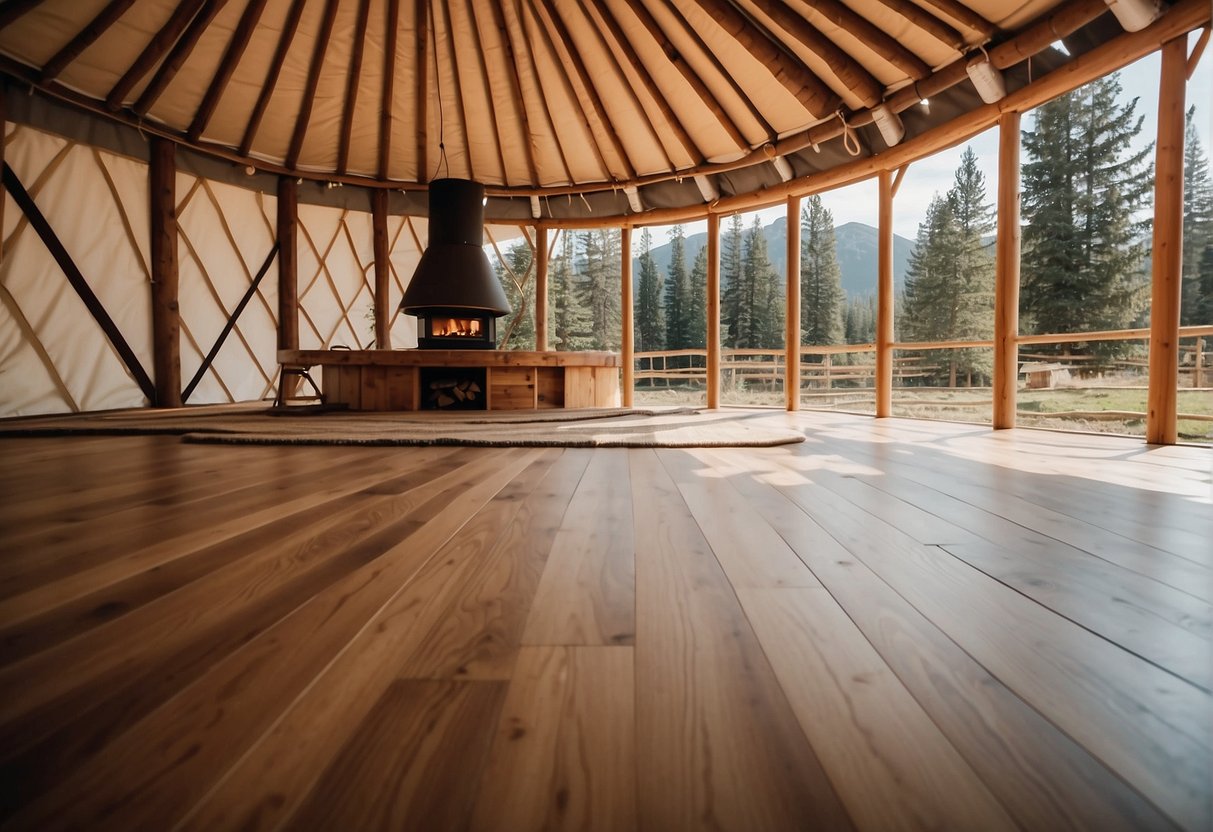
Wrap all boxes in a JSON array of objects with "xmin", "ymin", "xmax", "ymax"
[{"xmin": 638, "ymin": 217, "xmax": 914, "ymax": 298}]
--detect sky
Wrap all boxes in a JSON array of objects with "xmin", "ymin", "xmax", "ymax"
[{"xmin": 650, "ymin": 30, "xmax": 1212, "ymax": 245}]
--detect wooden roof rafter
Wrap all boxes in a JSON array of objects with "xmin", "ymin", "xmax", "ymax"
[
  {"xmin": 286, "ymin": 0, "xmax": 342, "ymax": 170},
  {"xmin": 104, "ymin": 0, "xmax": 206, "ymax": 111},
  {"xmin": 482, "ymin": 0, "xmax": 541, "ymax": 186},
  {"xmin": 336, "ymin": 0, "xmax": 373, "ymax": 175},
  {"xmin": 38, "ymin": 0, "xmax": 136, "ymax": 84},
  {"xmin": 133, "ymin": 0, "xmax": 233, "ymax": 118},
  {"xmin": 528, "ymin": 0, "xmax": 637, "ymax": 182},
  {"xmin": 187, "ymin": 0, "xmax": 269, "ymax": 141},
  {"xmin": 872, "ymin": 0, "xmax": 967, "ymax": 50},
  {"xmin": 0, "ymin": 0, "xmax": 44, "ymax": 33},
  {"xmin": 800, "ymin": 0, "xmax": 931, "ymax": 80},
  {"xmin": 414, "ymin": 0, "xmax": 428, "ymax": 181},
  {"xmin": 916, "ymin": 0, "xmax": 997, "ymax": 41},
  {"xmin": 377, "ymin": 0, "xmax": 400, "ymax": 180},
  {"xmin": 431, "ymin": 0, "xmax": 477, "ymax": 180},
  {"xmin": 239, "ymin": 0, "xmax": 306, "ymax": 156},
  {"xmin": 459, "ymin": 0, "xmax": 512, "ymax": 186}
]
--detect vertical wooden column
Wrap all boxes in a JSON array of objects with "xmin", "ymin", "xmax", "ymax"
[
  {"xmin": 785, "ymin": 195, "xmax": 802, "ymax": 411},
  {"xmin": 276, "ymin": 177, "xmax": 299, "ymax": 351},
  {"xmin": 535, "ymin": 226, "xmax": 548, "ymax": 351},
  {"xmin": 0, "ymin": 84, "xmax": 6, "ymax": 263},
  {"xmin": 621, "ymin": 225, "xmax": 634, "ymax": 406},
  {"xmin": 1147, "ymin": 37, "xmax": 1187, "ymax": 445},
  {"xmin": 372, "ymin": 188, "xmax": 391, "ymax": 348},
  {"xmin": 876, "ymin": 169, "xmax": 894, "ymax": 417},
  {"xmin": 149, "ymin": 138, "xmax": 181, "ymax": 408},
  {"xmin": 993, "ymin": 111, "xmax": 1022, "ymax": 429},
  {"xmin": 706, "ymin": 212, "xmax": 721, "ymax": 409}
]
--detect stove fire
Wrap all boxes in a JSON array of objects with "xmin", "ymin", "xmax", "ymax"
[
  {"xmin": 433, "ymin": 317, "xmax": 483, "ymax": 338},
  {"xmin": 414, "ymin": 310, "xmax": 496, "ymax": 349}
]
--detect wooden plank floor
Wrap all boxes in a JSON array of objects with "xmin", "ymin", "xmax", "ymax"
[{"xmin": 0, "ymin": 411, "xmax": 1209, "ymax": 831}]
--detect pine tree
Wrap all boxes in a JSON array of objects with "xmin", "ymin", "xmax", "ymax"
[
  {"xmin": 577, "ymin": 228, "xmax": 622, "ymax": 351},
  {"xmin": 740, "ymin": 216, "xmax": 782, "ymax": 348},
  {"xmin": 494, "ymin": 239, "xmax": 535, "ymax": 350},
  {"xmin": 845, "ymin": 295, "xmax": 876, "ymax": 344},
  {"xmin": 1182, "ymin": 106, "xmax": 1213, "ymax": 325},
  {"xmin": 551, "ymin": 232, "xmax": 592, "ymax": 351},
  {"xmin": 720, "ymin": 215, "xmax": 745, "ymax": 347},
  {"xmin": 1021, "ymin": 74, "xmax": 1152, "ymax": 357},
  {"xmin": 1194, "ymin": 245, "xmax": 1213, "ymax": 325},
  {"xmin": 663, "ymin": 226, "xmax": 691, "ymax": 348},
  {"xmin": 635, "ymin": 228, "xmax": 665, "ymax": 350},
  {"xmin": 799, "ymin": 195, "xmax": 844, "ymax": 346},
  {"xmin": 687, "ymin": 247, "xmax": 707, "ymax": 347}
]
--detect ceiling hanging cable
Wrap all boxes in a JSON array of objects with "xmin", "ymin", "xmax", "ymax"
[{"xmin": 429, "ymin": 3, "xmax": 449, "ymax": 182}]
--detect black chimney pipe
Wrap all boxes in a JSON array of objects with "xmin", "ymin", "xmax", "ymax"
[{"xmin": 399, "ymin": 179, "xmax": 511, "ymax": 316}]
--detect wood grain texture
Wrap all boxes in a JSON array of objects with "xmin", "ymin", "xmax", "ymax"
[{"xmin": 470, "ymin": 646, "xmax": 635, "ymax": 831}]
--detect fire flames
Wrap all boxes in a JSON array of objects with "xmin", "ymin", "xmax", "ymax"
[{"xmin": 433, "ymin": 317, "xmax": 482, "ymax": 338}]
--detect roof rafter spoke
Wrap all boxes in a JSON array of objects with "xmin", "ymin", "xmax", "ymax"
[
  {"xmin": 0, "ymin": 0, "xmax": 45, "ymax": 32},
  {"xmin": 188, "ymin": 0, "xmax": 270, "ymax": 141},
  {"xmin": 691, "ymin": 0, "xmax": 841, "ymax": 119},
  {"xmin": 522, "ymin": 0, "xmax": 618, "ymax": 182},
  {"xmin": 747, "ymin": 0, "xmax": 884, "ymax": 109},
  {"xmin": 134, "ymin": 0, "xmax": 233, "ymax": 117},
  {"xmin": 529, "ymin": 0, "xmax": 636, "ymax": 182},
  {"xmin": 916, "ymin": 0, "xmax": 997, "ymax": 41},
  {"xmin": 105, "ymin": 0, "xmax": 206, "ymax": 111},
  {"xmin": 286, "ymin": 0, "xmax": 342, "ymax": 169},
  {"xmin": 239, "ymin": 0, "xmax": 306, "ymax": 156},
  {"xmin": 803, "ymin": 0, "xmax": 931, "ymax": 80},
  {"xmin": 483, "ymin": 0, "xmax": 541, "ymax": 186},
  {"xmin": 618, "ymin": 0, "xmax": 751, "ymax": 153},
  {"xmin": 39, "ymin": 0, "xmax": 137, "ymax": 84},
  {"xmin": 872, "ymin": 0, "xmax": 966, "ymax": 51},
  {"xmin": 462, "ymin": 0, "xmax": 513, "ymax": 185},
  {"xmin": 377, "ymin": 0, "xmax": 400, "ymax": 180},
  {"xmin": 337, "ymin": 0, "xmax": 373, "ymax": 175},
  {"xmin": 432, "ymin": 0, "xmax": 476, "ymax": 180},
  {"xmin": 414, "ymin": 0, "xmax": 428, "ymax": 180}
]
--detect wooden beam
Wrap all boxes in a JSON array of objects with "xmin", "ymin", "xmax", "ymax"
[
  {"xmin": 706, "ymin": 212, "xmax": 720, "ymax": 409},
  {"xmin": 799, "ymin": 0, "xmax": 930, "ymax": 80},
  {"xmin": 786, "ymin": 195, "xmax": 801, "ymax": 411},
  {"xmin": 0, "ymin": 84, "xmax": 5, "ymax": 264},
  {"xmin": 337, "ymin": 0, "xmax": 372, "ymax": 175},
  {"xmin": 286, "ymin": 0, "xmax": 340, "ymax": 169},
  {"xmin": 876, "ymin": 169, "xmax": 893, "ymax": 417},
  {"xmin": 39, "ymin": 0, "xmax": 136, "ymax": 83},
  {"xmin": 890, "ymin": 163, "xmax": 909, "ymax": 198},
  {"xmin": 433, "ymin": 0, "xmax": 477, "ymax": 178},
  {"xmin": 133, "ymin": 0, "xmax": 231, "ymax": 117},
  {"xmin": 0, "ymin": 0, "xmax": 44, "ymax": 31},
  {"xmin": 415, "ymin": 0, "xmax": 428, "ymax": 180},
  {"xmin": 149, "ymin": 138, "xmax": 181, "ymax": 408},
  {"xmin": 463, "ymin": 0, "xmax": 514, "ymax": 184},
  {"xmin": 993, "ymin": 111, "xmax": 1021, "ymax": 430},
  {"xmin": 535, "ymin": 227, "xmax": 549, "ymax": 351},
  {"xmin": 1146, "ymin": 38, "xmax": 1186, "ymax": 445},
  {"xmin": 105, "ymin": 0, "xmax": 205, "ymax": 111},
  {"xmin": 372, "ymin": 188, "xmax": 391, "ymax": 348},
  {"xmin": 277, "ymin": 177, "xmax": 299, "ymax": 351},
  {"xmin": 872, "ymin": 0, "xmax": 964, "ymax": 50},
  {"xmin": 1187, "ymin": 26, "xmax": 1210, "ymax": 79},
  {"xmin": 378, "ymin": 0, "xmax": 401, "ymax": 179},
  {"xmin": 621, "ymin": 225, "xmax": 634, "ymax": 406},
  {"xmin": 240, "ymin": 0, "xmax": 306, "ymax": 156},
  {"xmin": 187, "ymin": 0, "xmax": 268, "ymax": 141},
  {"xmin": 917, "ymin": 0, "xmax": 996, "ymax": 40}
]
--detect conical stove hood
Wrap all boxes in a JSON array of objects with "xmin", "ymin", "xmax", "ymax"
[{"xmin": 399, "ymin": 179, "xmax": 511, "ymax": 317}]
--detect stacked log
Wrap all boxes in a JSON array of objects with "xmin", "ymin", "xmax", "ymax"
[{"xmin": 426, "ymin": 378, "xmax": 482, "ymax": 409}]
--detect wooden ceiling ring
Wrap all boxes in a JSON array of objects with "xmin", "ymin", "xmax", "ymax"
[
  {"xmin": 690, "ymin": 0, "xmax": 841, "ymax": 119},
  {"xmin": 134, "ymin": 0, "xmax": 233, "ymax": 118},
  {"xmin": 619, "ymin": 0, "xmax": 752, "ymax": 153},
  {"xmin": 872, "ymin": 0, "xmax": 966, "ymax": 51},
  {"xmin": 799, "ymin": 0, "xmax": 931, "ymax": 80},
  {"xmin": 239, "ymin": 0, "xmax": 307, "ymax": 156},
  {"xmin": 285, "ymin": 0, "xmax": 341, "ymax": 169},
  {"xmin": 104, "ymin": 0, "xmax": 206, "ymax": 111},
  {"xmin": 188, "ymin": 0, "xmax": 270, "ymax": 142},
  {"xmin": 526, "ymin": 0, "xmax": 634, "ymax": 182},
  {"xmin": 580, "ymin": 0, "xmax": 696, "ymax": 169},
  {"xmin": 377, "ymin": 0, "xmax": 400, "ymax": 180},
  {"xmin": 336, "ymin": 0, "xmax": 373, "ymax": 175},
  {"xmin": 38, "ymin": 0, "xmax": 136, "ymax": 85}
]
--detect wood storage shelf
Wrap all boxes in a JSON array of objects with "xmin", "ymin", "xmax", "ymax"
[{"xmin": 279, "ymin": 349, "xmax": 621, "ymax": 411}]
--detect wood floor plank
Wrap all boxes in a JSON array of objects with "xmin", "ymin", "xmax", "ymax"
[
  {"xmin": 696, "ymin": 447, "xmax": 1177, "ymax": 831},
  {"xmin": 288, "ymin": 680, "xmax": 508, "ymax": 831},
  {"xmin": 401, "ymin": 449, "xmax": 593, "ymax": 680},
  {"xmin": 944, "ymin": 540, "xmax": 1213, "ymax": 690},
  {"xmin": 738, "ymin": 587, "xmax": 1016, "ymax": 830},
  {"xmin": 522, "ymin": 451, "xmax": 634, "ymax": 645},
  {"xmin": 470, "ymin": 646, "xmax": 635, "ymax": 831},
  {"xmin": 164, "ymin": 450, "xmax": 555, "ymax": 832},
  {"xmin": 629, "ymin": 449, "xmax": 853, "ymax": 831},
  {"xmin": 766, "ymin": 449, "xmax": 1212, "ymax": 831}
]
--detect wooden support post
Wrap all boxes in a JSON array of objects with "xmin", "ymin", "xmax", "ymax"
[
  {"xmin": 0, "ymin": 83, "xmax": 5, "ymax": 263},
  {"xmin": 149, "ymin": 137, "xmax": 180, "ymax": 408},
  {"xmin": 621, "ymin": 225, "xmax": 634, "ymax": 406},
  {"xmin": 876, "ymin": 169, "xmax": 894, "ymax": 417},
  {"xmin": 535, "ymin": 226, "xmax": 548, "ymax": 351},
  {"xmin": 372, "ymin": 188, "xmax": 390, "ymax": 348},
  {"xmin": 1195, "ymin": 337, "xmax": 1205, "ymax": 388},
  {"xmin": 786, "ymin": 195, "xmax": 801, "ymax": 411},
  {"xmin": 707, "ymin": 212, "xmax": 721, "ymax": 409},
  {"xmin": 277, "ymin": 176, "xmax": 298, "ymax": 351},
  {"xmin": 993, "ymin": 111, "xmax": 1021, "ymax": 429},
  {"xmin": 1147, "ymin": 38, "xmax": 1187, "ymax": 445}
]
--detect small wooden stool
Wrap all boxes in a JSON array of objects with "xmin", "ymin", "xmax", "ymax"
[{"xmin": 275, "ymin": 364, "xmax": 324, "ymax": 407}]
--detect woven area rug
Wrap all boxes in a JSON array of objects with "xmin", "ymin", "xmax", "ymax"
[{"xmin": 0, "ymin": 405, "xmax": 806, "ymax": 448}]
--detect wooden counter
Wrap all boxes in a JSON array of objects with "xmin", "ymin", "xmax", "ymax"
[{"xmin": 278, "ymin": 349, "xmax": 621, "ymax": 411}]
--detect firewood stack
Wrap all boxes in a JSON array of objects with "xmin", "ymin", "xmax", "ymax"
[{"xmin": 425, "ymin": 378, "xmax": 482, "ymax": 409}]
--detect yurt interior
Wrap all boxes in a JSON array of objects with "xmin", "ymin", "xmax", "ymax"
[{"xmin": 0, "ymin": 0, "xmax": 1210, "ymax": 828}]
